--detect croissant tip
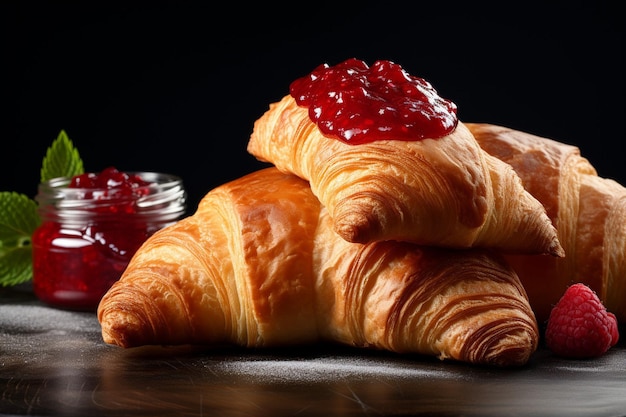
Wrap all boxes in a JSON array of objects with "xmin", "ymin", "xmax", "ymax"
[
  {"xmin": 551, "ymin": 241, "xmax": 566, "ymax": 258},
  {"xmin": 334, "ymin": 221, "xmax": 367, "ymax": 244},
  {"xmin": 333, "ymin": 209, "xmax": 384, "ymax": 244},
  {"xmin": 98, "ymin": 307, "xmax": 148, "ymax": 348},
  {"xmin": 476, "ymin": 331, "xmax": 539, "ymax": 367}
]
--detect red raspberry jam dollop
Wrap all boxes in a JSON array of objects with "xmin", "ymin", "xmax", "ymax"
[
  {"xmin": 32, "ymin": 167, "xmax": 186, "ymax": 311},
  {"xmin": 289, "ymin": 58, "xmax": 458, "ymax": 144}
]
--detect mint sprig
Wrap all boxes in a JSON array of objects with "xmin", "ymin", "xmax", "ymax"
[
  {"xmin": 41, "ymin": 129, "xmax": 84, "ymax": 182},
  {"xmin": 0, "ymin": 130, "xmax": 84, "ymax": 287},
  {"xmin": 0, "ymin": 192, "xmax": 40, "ymax": 286}
]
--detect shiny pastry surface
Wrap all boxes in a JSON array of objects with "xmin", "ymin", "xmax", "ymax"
[
  {"xmin": 248, "ymin": 91, "xmax": 563, "ymax": 256},
  {"xmin": 468, "ymin": 123, "xmax": 626, "ymax": 323},
  {"xmin": 98, "ymin": 167, "xmax": 539, "ymax": 367}
]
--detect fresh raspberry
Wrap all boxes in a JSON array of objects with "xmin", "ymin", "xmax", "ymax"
[{"xmin": 545, "ymin": 283, "xmax": 619, "ymax": 358}]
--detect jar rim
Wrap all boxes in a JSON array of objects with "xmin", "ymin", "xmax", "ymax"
[
  {"xmin": 36, "ymin": 171, "xmax": 187, "ymax": 222},
  {"xmin": 39, "ymin": 171, "xmax": 183, "ymax": 191}
]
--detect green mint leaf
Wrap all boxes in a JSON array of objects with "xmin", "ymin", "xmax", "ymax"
[
  {"xmin": 40, "ymin": 129, "xmax": 84, "ymax": 182},
  {"xmin": 0, "ymin": 192, "xmax": 41, "ymax": 286}
]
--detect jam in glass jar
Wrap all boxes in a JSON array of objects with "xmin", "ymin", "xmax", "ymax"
[{"xmin": 32, "ymin": 168, "xmax": 186, "ymax": 311}]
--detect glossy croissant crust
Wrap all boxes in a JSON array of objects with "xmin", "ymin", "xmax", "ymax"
[
  {"xmin": 247, "ymin": 94, "xmax": 563, "ymax": 257},
  {"xmin": 469, "ymin": 123, "xmax": 626, "ymax": 323},
  {"xmin": 98, "ymin": 167, "xmax": 539, "ymax": 367}
]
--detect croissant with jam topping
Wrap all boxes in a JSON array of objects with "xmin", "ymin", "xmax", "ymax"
[
  {"xmin": 247, "ymin": 59, "xmax": 563, "ymax": 257},
  {"xmin": 98, "ymin": 167, "xmax": 539, "ymax": 367}
]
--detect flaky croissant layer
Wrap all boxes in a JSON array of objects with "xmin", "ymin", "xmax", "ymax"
[
  {"xmin": 248, "ymin": 94, "xmax": 563, "ymax": 257},
  {"xmin": 98, "ymin": 168, "xmax": 539, "ymax": 367},
  {"xmin": 468, "ymin": 123, "xmax": 626, "ymax": 323}
]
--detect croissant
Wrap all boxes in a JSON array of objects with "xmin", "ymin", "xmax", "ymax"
[
  {"xmin": 98, "ymin": 167, "xmax": 539, "ymax": 367},
  {"xmin": 248, "ymin": 94, "xmax": 563, "ymax": 257},
  {"xmin": 467, "ymin": 123, "xmax": 626, "ymax": 324}
]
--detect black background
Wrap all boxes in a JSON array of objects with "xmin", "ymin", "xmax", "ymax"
[{"xmin": 2, "ymin": 1, "xmax": 623, "ymax": 214}]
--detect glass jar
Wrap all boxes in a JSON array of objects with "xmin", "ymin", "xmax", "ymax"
[{"xmin": 32, "ymin": 172, "xmax": 186, "ymax": 311}]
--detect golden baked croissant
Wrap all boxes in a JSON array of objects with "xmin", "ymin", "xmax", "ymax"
[
  {"xmin": 98, "ymin": 167, "xmax": 539, "ymax": 367},
  {"xmin": 468, "ymin": 123, "xmax": 626, "ymax": 323},
  {"xmin": 248, "ymin": 94, "xmax": 563, "ymax": 257}
]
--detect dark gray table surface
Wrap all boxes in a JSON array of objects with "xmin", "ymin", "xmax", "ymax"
[{"xmin": 1, "ymin": 286, "xmax": 625, "ymax": 417}]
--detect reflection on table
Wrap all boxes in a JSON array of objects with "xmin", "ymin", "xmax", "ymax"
[{"xmin": 1, "ymin": 288, "xmax": 625, "ymax": 416}]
